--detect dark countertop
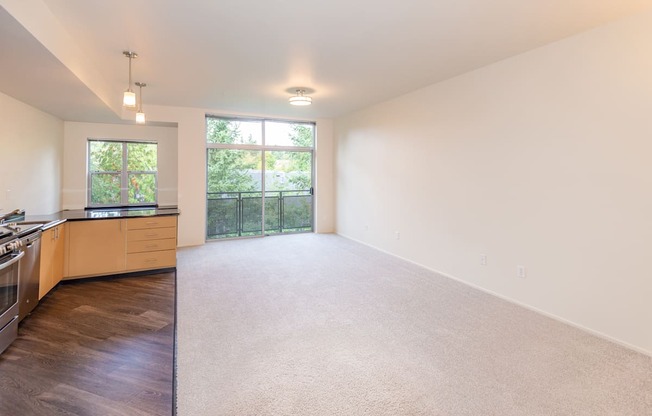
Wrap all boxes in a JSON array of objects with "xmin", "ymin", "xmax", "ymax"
[{"xmin": 23, "ymin": 206, "xmax": 180, "ymax": 230}]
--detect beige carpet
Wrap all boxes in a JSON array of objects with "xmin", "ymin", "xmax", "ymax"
[{"xmin": 176, "ymin": 233, "xmax": 652, "ymax": 415}]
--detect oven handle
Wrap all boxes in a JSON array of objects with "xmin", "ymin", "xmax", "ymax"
[{"xmin": 0, "ymin": 251, "xmax": 24, "ymax": 271}]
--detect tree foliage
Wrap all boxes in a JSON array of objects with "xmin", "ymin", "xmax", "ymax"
[
  {"xmin": 265, "ymin": 124, "xmax": 313, "ymax": 191},
  {"xmin": 206, "ymin": 119, "xmax": 258, "ymax": 193}
]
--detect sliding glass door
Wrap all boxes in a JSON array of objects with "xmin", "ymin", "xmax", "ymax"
[
  {"xmin": 264, "ymin": 150, "xmax": 313, "ymax": 235},
  {"xmin": 206, "ymin": 117, "xmax": 314, "ymax": 240}
]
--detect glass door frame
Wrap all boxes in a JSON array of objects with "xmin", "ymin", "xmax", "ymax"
[{"xmin": 205, "ymin": 115, "xmax": 315, "ymax": 240}]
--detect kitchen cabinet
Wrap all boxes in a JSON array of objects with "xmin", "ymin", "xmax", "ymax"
[
  {"xmin": 126, "ymin": 216, "xmax": 177, "ymax": 271},
  {"xmin": 39, "ymin": 223, "xmax": 66, "ymax": 299},
  {"xmin": 63, "ymin": 215, "xmax": 177, "ymax": 279},
  {"xmin": 64, "ymin": 219, "xmax": 126, "ymax": 278}
]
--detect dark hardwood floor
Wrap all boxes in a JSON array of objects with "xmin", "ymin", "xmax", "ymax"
[{"xmin": 0, "ymin": 272, "xmax": 175, "ymax": 416}]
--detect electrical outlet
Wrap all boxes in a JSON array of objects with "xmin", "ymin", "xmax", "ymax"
[
  {"xmin": 395, "ymin": 231, "xmax": 400, "ymax": 240},
  {"xmin": 480, "ymin": 254, "xmax": 487, "ymax": 266},
  {"xmin": 517, "ymin": 265, "xmax": 526, "ymax": 278}
]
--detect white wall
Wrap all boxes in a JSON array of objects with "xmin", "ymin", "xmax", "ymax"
[
  {"xmin": 62, "ymin": 122, "xmax": 178, "ymax": 209},
  {"xmin": 315, "ymin": 119, "xmax": 335, "ymax": 234},
  {"xmin": 147, "ymin": 105, "xmax": 206, "ymax": 248},
  {"xmin": 335, "ymin": 10, "xmax": 652, "ymax": 354},
  {"xmin": 0, "ymin": 91, "xmax": 63, "ymax": 215}
]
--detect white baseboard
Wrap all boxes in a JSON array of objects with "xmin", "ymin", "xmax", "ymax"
[{"xmin": 336, "ymin": 232, "xmax": 652, "ymax": 358}]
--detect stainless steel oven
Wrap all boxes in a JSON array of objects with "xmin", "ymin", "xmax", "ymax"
[
  {"xmin": 0, "ymin": 226, "xmax": 23, "ymax": 355},
  {"xmin": 1, "ymin": 210, "xmax": 44, "ymax": 322}
]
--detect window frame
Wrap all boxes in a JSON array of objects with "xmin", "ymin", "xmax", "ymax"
[
  {"xmin": 205, "ymin": 115, "xmax": 315, "ymax": 151},
  {"xmin": 87, "ymin": 139, "xmax": 159, "ymax": 208},
  {"xmin": 205, "ymin": 115, "xmax": 316, "ymax": 239}
]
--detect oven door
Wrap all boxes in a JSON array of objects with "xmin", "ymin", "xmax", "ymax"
[{"xmin": 0, "ymin": 250, "xmax": 24, "ymax": 330}]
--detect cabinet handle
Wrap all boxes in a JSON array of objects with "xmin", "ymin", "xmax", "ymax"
[
  {"xmin": 145, "ymin": 233, "xmax": 158, "ymax": 238},
  {"xmin": 145, "ymin": 244, "xmax": 158, "ymax": 249},
  {"xmin": 145, "ymin": 258, "xmax": 158, "ymax": 263}
]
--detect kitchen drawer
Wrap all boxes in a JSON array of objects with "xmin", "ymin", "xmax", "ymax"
[
  {"xmin": 126, "ymin": 250, "xmax": 176, "ymax": 271},
  {"xmin": 127, "ymin": 238, "xmax": 177, "ymax": 254},
  {"xmin": 127, "ymin": 216, "xmax": 177, "ymax": 230},
  {"xmin": 127, "ymin": 227, "xmax": 177, "ymax": 242}
]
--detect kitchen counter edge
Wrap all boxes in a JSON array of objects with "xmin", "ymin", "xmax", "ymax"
[{"xmin": 24, "ymin": 207, "xmax": 180, "ymax": 230}]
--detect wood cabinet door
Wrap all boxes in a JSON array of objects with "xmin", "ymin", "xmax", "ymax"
[
  {"xmin": 52, "ymin": 225, "xmax": 65, "ymax": 285},
  {"xmin": 38, "ymin": 228, "xmax": 56, "ymax": 299},
  {"xmin": 67, "ymin": 219, "xmax": 126, "ymax": 277}
]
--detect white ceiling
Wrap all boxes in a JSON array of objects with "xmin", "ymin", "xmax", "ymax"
[{"xmin": 1, "ymin": 0, "xmax": 651, "ymax": 122}]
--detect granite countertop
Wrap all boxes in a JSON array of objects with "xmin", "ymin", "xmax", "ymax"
[{"xmin": 23, "ymin": 206, "xmax": 180, "ymax": 229}]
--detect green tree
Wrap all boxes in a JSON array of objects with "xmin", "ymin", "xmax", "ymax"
[
  {"xmin": 206, "ymin": 119, "xmax": 258, "ymax": 192},
  {"xmin": 127, "ymin": 143, "xmax": 157, "ymax": 203},
  {"xmin": 289, "ymin": 124, "xmax": 313, "ymax": 147},
  {"xmin": 287, "ymin": 124, "xmax": 312, "ymax": 190}
]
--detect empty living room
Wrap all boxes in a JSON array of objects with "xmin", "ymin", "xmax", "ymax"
[{"xmin": 0, "ymin": 1, "xmax": 651, "ymax": 415}]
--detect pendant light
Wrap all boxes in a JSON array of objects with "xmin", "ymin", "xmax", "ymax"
[
  {"xmin": 135, "ymin": 82, "xmax": 146, "ymax": 124},
  {"xmin": 122, "ymin": 51, "xmax": 138, "ymax": 108},
  {"xmin": 289, "ymin": 89, "xmax": 312, "ymax": 106}
]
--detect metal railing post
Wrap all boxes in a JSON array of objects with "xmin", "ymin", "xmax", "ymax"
[
  {"xmin": 279, "ymin": 191, "xmax": 284, "ymax": 233},
  {"xmin": 237, "ymin": 192, "xmax": 242, "ymax": 237}
]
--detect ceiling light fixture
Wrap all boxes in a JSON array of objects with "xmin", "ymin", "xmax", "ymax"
[
  {"xmin": 135, "ymin": 82, "xmax": 146, "ymax": 124},
  {"xmin": 289, "ymin": 89, "xmax": 312, "ymax": 106},
  {"xmin": 122, "ymin": 51, "xmax": 138, "ymax": 108}
]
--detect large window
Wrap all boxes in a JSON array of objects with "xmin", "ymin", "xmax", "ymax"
[
  {"xmin": 206, "ymin": 117, "xmax": 314, "ymax": 239},
  {"xmin": 88, "ymin": 140, "xmax": 158, "ymax": 207}
]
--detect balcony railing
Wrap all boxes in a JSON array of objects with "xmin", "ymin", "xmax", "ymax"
[{"xmin": 207, "ymin": 190, "xmax": 313, "ymax": 239}]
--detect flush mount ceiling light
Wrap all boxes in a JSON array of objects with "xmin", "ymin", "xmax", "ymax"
[
  {"xmin": 289, "ymin": 89, "xmax": 312, "ymax": 106},
  {"xmin": 135, "ymin": 82, "xmax": 146, "ymax": 124},
  {"xmin": 122, "ymin": 51, "xmax": 138, "ymax": 108}
]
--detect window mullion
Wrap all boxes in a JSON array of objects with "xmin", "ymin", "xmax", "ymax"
[
  {"xmin": 207, "ymin": 143, "xmax": 262, "ymax": 150},
  {"xmin": 261, "ymin": 120, "xmax": 266, "ymax": 236},
  {"xmin": 121, "ymin": 142, "xmax": 129, "ymax": 204}
]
